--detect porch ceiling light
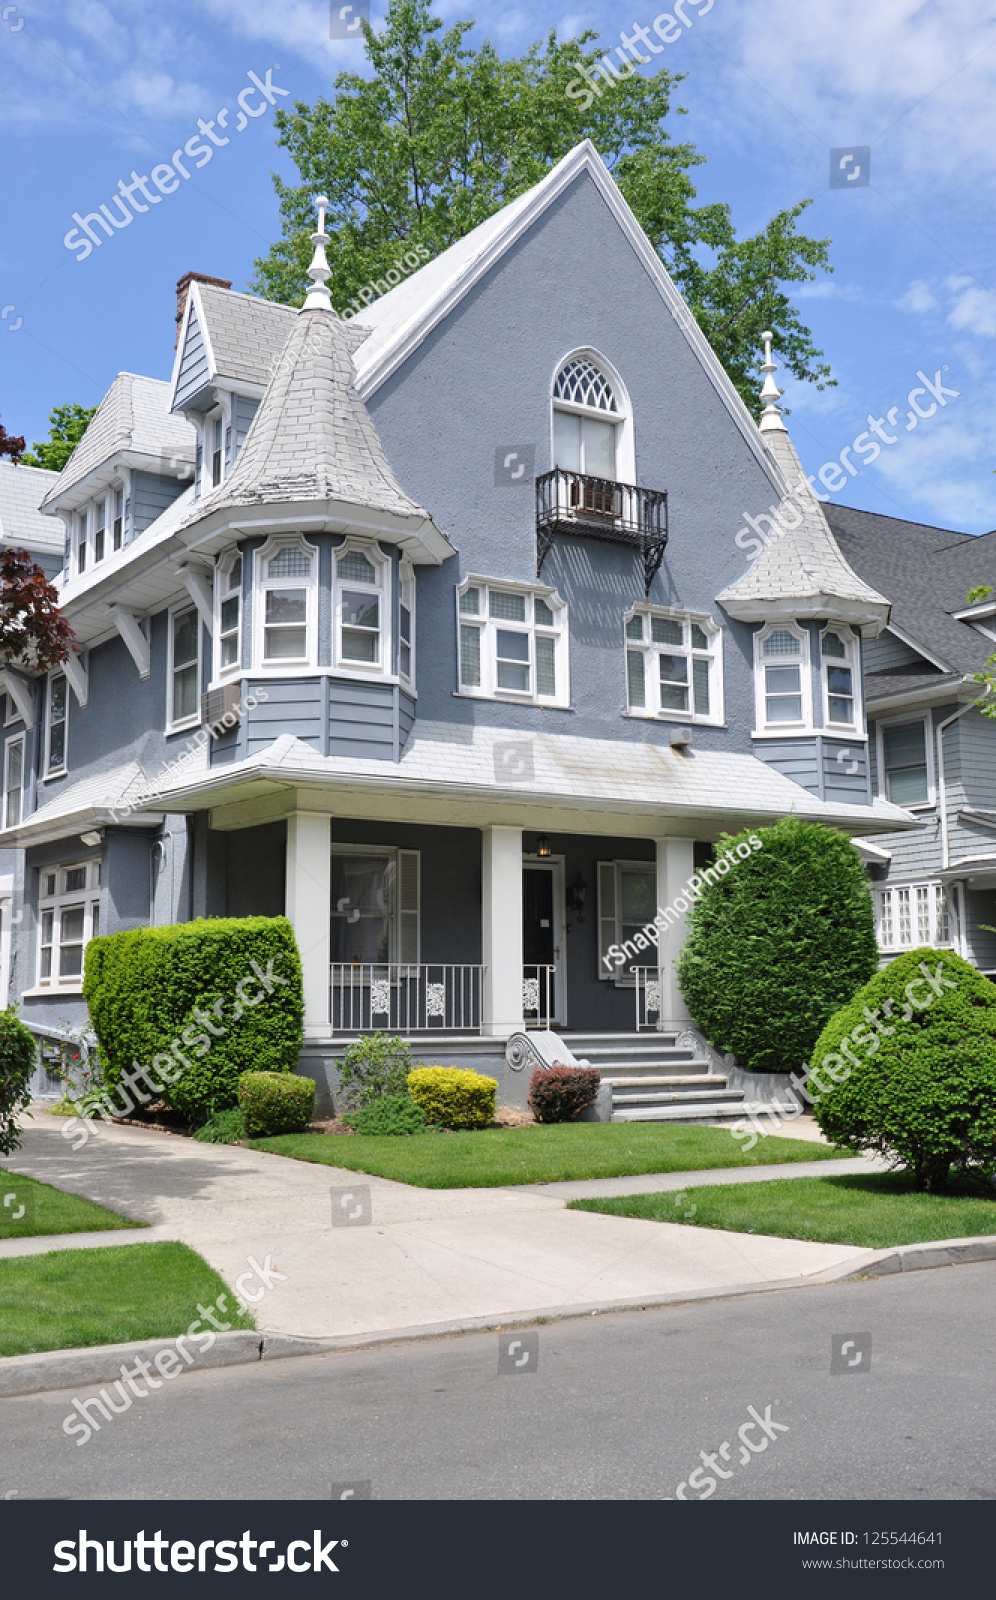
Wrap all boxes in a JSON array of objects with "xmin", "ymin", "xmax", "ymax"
[{"xmin": 536, "ymin": 835, "xmax": 551, "ymax": 857}]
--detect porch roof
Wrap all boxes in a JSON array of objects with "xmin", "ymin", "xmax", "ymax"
[{"xmin": 29, "ymin": 725, "xmax": 923, "ymax": 844}]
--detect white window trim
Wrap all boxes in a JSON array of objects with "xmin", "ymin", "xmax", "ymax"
[
  {"xmin": 76, "ymin": 508, "xmax": 88, "ymax": 577},
  {"xmin": 33, "ymin": 859, "xmax": 101, "ymax": 993},
  {"xmin": 253, "ymin": 534, "xmax": 318, "ymax": 673},
  {"xmin": 167, "ymin": 601, "xmax": 202, "ymax": 733},
  {"xmin": 549, "ymin": 347, "xmax": 635, "ymax": 484},
  {"xmin": 4, "ymin": 733, "xmax": 25, "ymax": 829},
  {"xmin": 875, "ymin": 710, "xmax": 935, "ymax": 809},
  {"xmin": 820, "ymin": 623, "xmax": 863, "ymax": 736},
  {"xmin": 876, "ymin": 880, "xmax": 951, "ymax": 953},
  {"xmin": 333, "ymin": 539, "xmax": 391, "ymax": 678},
  {"xmin": 752, "ymin": 620, "xmax": 813, "ymax": 738},
  {"xmin": 399, "ymin": 557, "xmax": 415, "ymax": 685},
  {"xmin": 44, "ymin": 669, "xmax": 68, "ymax": 779},
  {"xmin": 624, "ymin": 604, "xmax": 724, "ymax": 726},
  {"xmin": 455, "ymin": 575, "xmax": 569, "ymax": 708},
  {"xmin": 214, "ymin": 550, "xmax": 243, "ymax": 681},
  {"xmin": 92, "ymin": 491, "xmax": 108, "ymax": 565}
]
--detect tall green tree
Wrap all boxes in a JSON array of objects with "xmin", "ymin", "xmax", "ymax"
[
  {"xmin": 21, "ymin": 404, "xmax": 98, "ymax": 473},
  {"xmin": 252, "ymin": 0, "xmax": 834, "ymax": 413}
]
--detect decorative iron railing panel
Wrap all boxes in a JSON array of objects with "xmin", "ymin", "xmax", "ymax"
[
  {"xmin": 331, "ymin": 964, "xmax": 484, "ymax": 1034},
  {"xmin": 522, "ymin": 965, "xmax": 557, "ymax": 1030},
  {"xmin": 535, "ymin": 469, "xmax": 668, "ymax": 595}
]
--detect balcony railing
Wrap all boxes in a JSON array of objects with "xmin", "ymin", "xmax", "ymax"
[
  {"xmin": 522, "ymin": 965, "xmax": 557, "ymax": 1030},
  {"xmin": 331, "ymin": 964, "xmax": 484, "ymax": 1034},
  {"xmin": 535, "ymin": 469, "xmax": 668, "ymax": 596},
  {"xmin": 634, "ymin": 966, "xmax": 665, "ymax": 1032}
]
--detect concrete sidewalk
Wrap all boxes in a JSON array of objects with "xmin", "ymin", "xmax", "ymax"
[{"xmin": 2, "ymin": 1117, "xmax": 885, "ymax": 1340}]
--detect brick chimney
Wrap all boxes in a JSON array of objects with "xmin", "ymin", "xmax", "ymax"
[{"xmin": 175, "ymin": 271, "xmax": 232, "ymax": 348}]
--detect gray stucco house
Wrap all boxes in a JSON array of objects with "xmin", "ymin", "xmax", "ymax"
[{"xmin": 0, "ymin": 142, "xmax": 926, "ymax": 1118}]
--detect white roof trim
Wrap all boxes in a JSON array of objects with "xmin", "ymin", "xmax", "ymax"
[
  {"xmin": 168, "ymin": 282, "xmax": 219, "ymax": 411},
  {"xmin": 349, "ymin": 141, "xmax": 783, "ymax": 493}
]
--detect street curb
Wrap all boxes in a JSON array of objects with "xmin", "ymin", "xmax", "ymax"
[
  {"xmin": 838, "ymin": 1232, "xmax": 996, "ymax": 1279},
  {"xmin": 0, "ymin": 1331, "xmax": 346, "ymax": 1399}
]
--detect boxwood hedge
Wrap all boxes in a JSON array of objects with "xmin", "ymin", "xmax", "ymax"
[{"xmin": 83, "ymin": 916, "xmax": 304, "ymax": 1125}]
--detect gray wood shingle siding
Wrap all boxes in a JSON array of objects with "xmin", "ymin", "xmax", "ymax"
[
  {"xmin": 329, "ymin": 679, "xmax": 396, "ymax": 760},
  {"xmin": 131, "ymin": 472, "xmax": 186, "ymax": 536},
  {"xmin": 207, "ymin": 677, "xmax": 412, "ymax": 765},
  {"xmin": 247, "ymin": 680, "xmax": 323, "ymax": 756},
  {"xmin": 173, "ymin": 301, "xmax": 210, "ymax": 409},
  {"xmin": 753, "ymin": 737, "xmax": 821, "ymax": 796}
]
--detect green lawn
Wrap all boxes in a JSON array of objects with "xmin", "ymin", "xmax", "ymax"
[
  {"xmin": 248, "ymin": 1122, "xmax": 847, "ymax": 1189},
  {"xmin": 0, "ymin": 1242, "xmax": 255, "ymax": 1358},
  {"xmin": 568, "ymin": 1171, "xmax": 996, "ymax": 1248},
  {"xmin": 0, "ymin": 1168, "xmax": 143, "ymax": 1238}
]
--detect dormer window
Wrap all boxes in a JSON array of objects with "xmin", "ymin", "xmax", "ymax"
[
  {"xmin": 94, "ymin": 496, "xmax": 106, "ymax": 564},
  {"xmin": 821, "ymin": 626, "xmax": 861, "ymax": 732},
  {"xmin": 211, "ymin": 416, "xmax": 223, "ymax": 487},
  {"xmin": 256, "ymin": 540, "xmax": 316, "ymax": 667},
  {"xmin": 77, "ymin": 511, "xmax": 87, "ymax": 574},
  {"xmin": 113, "ymin": 488, "xmax": 124, "ymax": 551},
  {"xmin": 753, "ymin": 622, "xmax": 812, "ymax": 735}
]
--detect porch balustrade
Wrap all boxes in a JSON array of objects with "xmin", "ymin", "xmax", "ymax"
[
  {"xmin": 331, "ymin": 964, "xmax": 484, "ymax": 1034},
  {"xmin": 634, "ymin": 966, "xmax": 665, "ymax": 1032},
  {"xmin": 522, "ymin": 965, "xmax": 556, "ymax": 1030}
]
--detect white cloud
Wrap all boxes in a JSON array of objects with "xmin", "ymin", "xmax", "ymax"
[{"xmin": 896, "ymin": 278, "xmax": 939, "ymax": 315}]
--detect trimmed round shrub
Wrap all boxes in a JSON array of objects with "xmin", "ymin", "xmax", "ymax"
[
  {"xmin": 528, "ymin": 1066, "xmax": 601, "ymax": 1124},
  {"xmin": 239, "ymin": 1072, "xmax": 315, "ymax": 1138},
  {"xmin": 83, "ymin": 916, "xmax": 304, "ymax": 1125},
  {"xmin": 0, "ymin": 1007, "xmax": 37, "ymax": 1155},
  {"xmin": 676, "ymin": 818, "xmax": 878, "ymax": 1074},
  {"xmin": 407, "ymin": 1066, "xmax": 497, "ymax": 1129},
  {"xmin": 810, "ymin": 947, "xmax": 996, "ymax": 1191},
  {"xmin": 337, "ymin": 1033, "xmax": 414, "ymax": 1109},
  {"xmin": 343, "ymin": 1094, "xmax": 427, "ymax": 1136}
]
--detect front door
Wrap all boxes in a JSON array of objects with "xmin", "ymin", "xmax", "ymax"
[{"xmin": 522, "ymin": 861, "xmax": 565, "ymax": 1025}]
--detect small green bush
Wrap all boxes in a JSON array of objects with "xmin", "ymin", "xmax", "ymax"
[
  {"xmin": 343, "ymin": 1094, "xmax": 427, "ymax": 1136},
  {"xmin": 677, "ymin": 817, "xmax": 878, "ymax": 1073},
  {"xmin": 83, "ymin": 916, "xmax": 304, "ymax": 1125},
  {"xmin": 0, "ymin": 1007, "xmax": 37, "ymax": 1155},
  {"xmin": 192, "ymin": 1107, "xmax": 246, "ymax": 1144},
  {"xmin": 407, "ymin": 1066, "xmax": 496, "ymax": 1129},
  {"xmin": 810, "ymin": 947, "xmax": 996, "ymax": 1191},
  {"xmin": 336, "ymin": 1032, "xmax": 414, "ymax": 1108},
  {"xmin": 528, "ymin": 1066, "xmax": 601, "ymax": 1123},
  {"xmin": 239, "ymin": 1072, "xmax": 315, "ymax": 1138}
]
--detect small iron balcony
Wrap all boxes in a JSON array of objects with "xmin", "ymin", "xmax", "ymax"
[{"xmin": 535, "ymin": 468, "xmax": 669, "ymax": 596}]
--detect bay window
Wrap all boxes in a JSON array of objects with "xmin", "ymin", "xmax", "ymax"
[
  {"xmin": 334, "ymin": 543, "xmax": 388, "ymax": 672},
  {"xmin": 753, "ymin": 622, "xmax": 812, "ymax": 734},
  {"xmin": 4, "ymin": 736, "xmax": 24, "ymax": 828},
  {"xmin": 257, "ymin": 540, "xmax": 316, "ymax": 666},
  {"xmin": 216, "ymin": 554, "xmax": 242, "ymax": 674},
  {"xmin": 821, "ymin": 626, "xmax": 861, "ymax": 731}
]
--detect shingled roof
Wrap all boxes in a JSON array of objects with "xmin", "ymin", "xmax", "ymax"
[{"xmin": 40, "ymin": 375, "xmax": 195, "ymax": 509}]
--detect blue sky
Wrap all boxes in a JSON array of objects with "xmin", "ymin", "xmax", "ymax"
[{"xmin": 2, "ymin": 0, "xmax": 995, "ymax": 537}]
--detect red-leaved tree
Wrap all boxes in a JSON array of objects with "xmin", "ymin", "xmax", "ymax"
[
  {"xmin": 0, "ymin": 549, "xmax": 74, "ymax": 670},
  {"xmin": 0, "ymin": 424, "xmax": 26, "ymax": 465}
]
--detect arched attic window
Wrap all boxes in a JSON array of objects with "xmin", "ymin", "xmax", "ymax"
[{"xmin": 552, "ymin": 355, "xmax": 622, "ymax": 482}]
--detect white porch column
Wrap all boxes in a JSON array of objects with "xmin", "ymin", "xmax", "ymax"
[
  {"xmin": 656, "ymin": 836, "xmax": 694, "ymax": 1025},
  {"xmin": 481, "ymin": 824, "xmax": 524, "ymax": 1038},
  {"xmin": 285, "ymin": 812, "xmax": 331, "ymax": 1032}
]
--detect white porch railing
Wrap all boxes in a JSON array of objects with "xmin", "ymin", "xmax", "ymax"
[
  {"xmin": 634, "ymin": 966, "xmax": 665, "ymax": 1032},
  {"xmin": 331, "ymin": 964, "xmax": 484, "ymax": 1034},
  {"xmin": 523, "ymin": 965, "xmax": 556, "ymax": 1030}
]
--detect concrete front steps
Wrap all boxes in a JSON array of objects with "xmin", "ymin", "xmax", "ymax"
[{"xmin": 559, "ymin": 1031, "xmax": 783, "ymax": 1126}]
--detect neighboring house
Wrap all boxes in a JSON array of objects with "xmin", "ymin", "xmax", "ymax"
[
  {"xmin": 827, "ymin": 506, "xmax": 996, "ymax": 973},
  {"xmin": 0, "ymin": 142, "xmax": 920, "ymax": 1117}
]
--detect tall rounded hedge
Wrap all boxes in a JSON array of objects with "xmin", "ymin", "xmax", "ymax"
[
  {"xmin": 676, "ymin": 817, "xmax": 878, "ymax": 1074},
  {"xmin": 810, "ymin": 947, "xmax": 996, "ymax": 1191},
  {"xmin": 83, "ymin": 916, "xmax": 304, "ymax": 1124},
  {"xmin": 0, "ymin": 1006, "xmax": 37, "ymax": 1155}
]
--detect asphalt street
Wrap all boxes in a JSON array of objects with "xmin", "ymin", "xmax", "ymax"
[{"xmin": 3, "ymin": 1262, "xmax": 993, "ymax": 1502}]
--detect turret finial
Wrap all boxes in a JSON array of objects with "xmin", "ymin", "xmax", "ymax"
[
  {"xmin": 302, "ymin": 194, "xmax": 333, "ymax": 312},
  {"xmin": 758, "ymin": 329, "xmax": 787, "ymax": 433}
]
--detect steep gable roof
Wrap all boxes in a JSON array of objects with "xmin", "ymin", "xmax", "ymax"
[
  {"xmin": 40, "ymin": 375, "xmax": 195, "ymax": 510},
  {"xmin": 0, "ymin": 462, "xmax": 63, "ymax": 551},
  {"xmin": 170, "ymin": 282, "xmax": 298, "ymax": 408}
]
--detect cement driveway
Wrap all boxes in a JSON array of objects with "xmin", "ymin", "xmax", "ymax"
[{"xmin": 1, "ymin": 1116, "xmax": 884, "ymax": 1340}]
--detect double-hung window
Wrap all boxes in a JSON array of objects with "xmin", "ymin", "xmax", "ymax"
[
  {"xmin": 876, "ymin": 882, "xmax": 950, "ymax": 951},
  {"xmin": 211, "ymin": 416, "xmax": 223, "ymax": 487},
  {"xmin": 258, "ymin": 542, "xmax": 316, "ymax": 665},
  {"xmin": 335, "ymin": 547, "xmax": 384, "ymax": 669},
  {"xmin": 113, "ymin": 488, "xmax": 124, "ymax": 551},
  {"xmin": 4, "ymin": 736, "xmax": 24, "ymax": 828},
  {"xmin": 754, "ymin": 623, "xmax": 811, "ymax": 733},
  {"xmin": 94, "ymin": 497, "xmax": 106, "ymax": 564},
  {"xmin": 217, "ymin": 555, "xmax": 242, "ymax": 674},
  {"xmin": 399, "ymin": 561, "xmax": 414, "ymax": 683},
  {"xmin": 821, "ymin": 626, "xmax": 861, "ymax": 731},
  {"xmin": 45, "ymin": 672, "xmax": 67, "ymax": 776},
  {"xmin": 625, "ymin": 607, "xmax": 722, "ymax": 724},
  {"xmin": 330, "ymin": 845, "xmax": 419, "ymax": 965},
  {"xmin": 37, "ymin": 860, "xmax": 101, "ymax": 989},
  {"xmin": 597, "ymin": 859, "xmax": 657, "ymax": 982},
  {"xmin": 169, "ymin": 605, "xmax": 200, "ymax": 729},
  {"xmin": 879, "ymin": 717, "xmax": 931, "ymax": 805},
  {"xmin": 77, "ymin": 510, "xmax": 87, "ymax": 574},
  {"xmin": 457, "ymin": 580, "xmax": 567, "ymax": 705}
]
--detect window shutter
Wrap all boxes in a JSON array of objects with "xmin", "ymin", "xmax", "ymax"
[
  {"xmin": 398, "ymin": 850, "xmax": 420, "ymax": 964},
  {"xmin": 597, "ymin": 861, "xmax": 616, "ymax": 981}
]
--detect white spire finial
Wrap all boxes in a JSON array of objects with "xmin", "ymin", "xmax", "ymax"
[
  {"xmin": 758, "ymin": 329, "xmax": 786, "ymax": 433},
  {"xmin": 302, "ymin": 193, "xmax": 333, "ymax": 312}
]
